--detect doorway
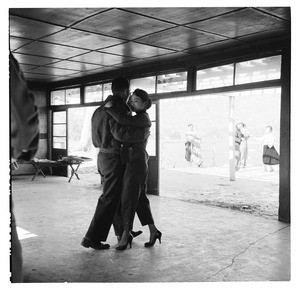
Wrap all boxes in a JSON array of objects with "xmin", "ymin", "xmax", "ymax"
[
  {"xmin": 66, "ymin": 104, "xmax": 159, "ymax": 193},
  {"xmin": 159, "ymin": 88, "xmax": 281, "ymax": 219},
  {"xmin": 67, "ymin": 106, "xmax": 99, "ymax": 176}
]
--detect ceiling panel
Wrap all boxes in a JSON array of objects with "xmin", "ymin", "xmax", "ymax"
[
  {"xmin": 46, "ymin": 60, "xmax": 102, "ymax": 71},
  {"xmin": 15, "ymin": 41, "xmax": 89, "ymax": 59},
  {"xmin": 24, "ymin": 73, "xmax": 57, "ymax": 80},
  {"xmin": 9, "ymin": 15, "xmax": 63, "ymax": 39},
  {"xmin": 19, "ymin": 64, "xmax": 38, "ymax": 72},
  {"xmin": 9, "ymin": 36, "xmax": 32, "ymax": 51},
  {"xmin": 125, "ymin": 7, "xmax": 241, "ymax": 24},
  {"xmin": 69, "ymin": 51, "xmax": 137, "ymax": 66},
  {"xmin": 47, "ymin": 76, "xmax": 76, "ymax": 82},
  {"xmin": 73, "ymin": 8, "xmax": 175, "ymax": 40},
  {"xmin": 41, "ymin": 28, "xmax": 125, "ymax": 50},
  {"xmin": 27, "ymin": 66, "xmax": 80, "ymax": 76},
  {"xmin": 9, "ymin": 8, "xmax": 109, "ymax": 27},
  {"xmin": 69, "ymin": 66, "xmax": 115, "ymax": 78},
  {"xmin": 113, "ymin": 51, "xmax": 191, "ymax": 69},
  {"xmin": 137, "ymin": 26, "xmax": 227, "ymax": 51},
  {"xmin": 183, "ymin": 39, "xmax": 250, "ymax": 55},
  {"xmin": 12, "ymin": 53, "xmax": 60, "ymax": 66},
  {"xmin": 256, "ymin": 7, "xmax": 291, "ymax": 20},
  {"xmin": 235, "ymin": 28, "xmax": 290, "ymax": 44},
  {"xmin": 98, "ymin": 42, "xmax": 174, "ymax": 58},
  {"xmin": 187, "ymin": 8, "xmax": 289, "ymax": 38}
]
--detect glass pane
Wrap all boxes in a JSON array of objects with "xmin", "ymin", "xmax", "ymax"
[
  {"xmin": 51, "ymin": 90, "xmax": 65, "ymax": 105},
  {"xmin": 53, "ymin": 137, "xmax": 66, "ymax": 149},
  {"xmin": 53, "ymin": 111, "xmax": 66, "ymax": 124},
  {"xmin": 53, "ymin": 124, "xmax": 66, "ymax": 136},
  {"xmin": 68, "ymin": 106, "xmax": 98, "ymax": 157},
  {"xmin": 197, "ymin": 64, "xmax": 234, "ymax": 90},
  {"xmin": 147, "ymin": 103, "xmax": 156, "ymax": 121},
  {"xmin": 147, "ymin": 121, "xmax": 156, "ymax": 156},
  {"xmin": 130, "ymin": 76, "xmax": 156, "ymax": 94},
  {"xmin": 235, "ymin": 55, "xmax": 281, "ymax": 85},
  {"xmin": 103, "ymin": 83, "xmax": 112, "ymax": 100},
  {"xmin": 157, "ymin": 71, "xmax": 187, "ymax": 93},
  {"xmin": 66, "ymin": 88, "xmax": 80, "ymax": 104},
  {"xmin": 85, "ymin": 84, "xmax": 102, "ymax": 103}
]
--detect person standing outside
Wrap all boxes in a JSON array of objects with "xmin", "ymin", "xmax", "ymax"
[
  {"xmin": 81, "ymin": 77, "xmax": 148, "ymax": 250},
  {"xmin": 185, "ymin": 124, "xmax": 197, "ymax": 166},
  {"xmin": 239, "ymin": 123, "xmax": 250, "ymax": 168},
  {"xmin": 234, "ymin": 122, "xmax": 243, "ymax": 171},
  {"xmin": 261, "ymin": 125, "xmax": 280, "ymax": 172}
]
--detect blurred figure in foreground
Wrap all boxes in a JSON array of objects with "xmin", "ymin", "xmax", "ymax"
[{"xmin": 10, "ymin": 52, "xmax": 40, "ymax": 282}]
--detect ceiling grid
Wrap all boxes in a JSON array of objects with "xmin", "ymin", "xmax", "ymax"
[{"xmin": 9, "ymin": 7, "xmax": 290, "ymax": 84}]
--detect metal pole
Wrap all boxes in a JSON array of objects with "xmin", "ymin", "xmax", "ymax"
[{"xmin": 229, "ymin": 96, "xmax": 235, "ymax": 181}]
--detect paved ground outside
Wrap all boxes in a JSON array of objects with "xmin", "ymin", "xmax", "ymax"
[
  {"xmin": 77, "ymin": 163, "xmax": 280, "ymax": 220},
  {"xmin": 160, "ymin": 165, "xmax": 280, "ymax": 220}
]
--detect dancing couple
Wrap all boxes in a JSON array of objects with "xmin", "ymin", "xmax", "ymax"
[{"xmin": 81, "ymin": 77, "xmax": 161, "ymax": 251}]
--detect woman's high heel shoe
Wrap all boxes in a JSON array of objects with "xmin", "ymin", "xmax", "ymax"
[
  {"xmin": 144, "ymin": 230, "xmax": 162, "ymax": 248},
  {"xmin": 116, "ymin": 234, "xmax": 133, "ymax": 251}
]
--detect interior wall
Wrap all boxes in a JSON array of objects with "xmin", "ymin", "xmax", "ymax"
[{"xmin": 12, "ymin": 88, "xmax": 48, "ymax": 176}]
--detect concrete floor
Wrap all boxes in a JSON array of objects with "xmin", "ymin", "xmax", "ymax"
[{"xmin": 11, "ymin": 173, "xmax": 290, "ymax": 283}]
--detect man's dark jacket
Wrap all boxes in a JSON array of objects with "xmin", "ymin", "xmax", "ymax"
[{"xmin": 91, "ymin": 94, "xmax": 149, "ymax": 157}]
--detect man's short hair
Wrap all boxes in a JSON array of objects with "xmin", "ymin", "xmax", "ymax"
[{"xmin": 111, "ymin": 77, "xmax": 129, "ymax": 94}]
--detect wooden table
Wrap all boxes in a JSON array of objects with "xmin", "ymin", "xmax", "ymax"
[{"xmin": 27, "ymin": 157, "xmax": 91, "ymax": 182}]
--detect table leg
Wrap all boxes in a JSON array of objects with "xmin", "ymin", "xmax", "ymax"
[
  {"xmin": 31, "ymin": 164, "xmax": 46, "ymax": 181},
  {"xmin": 68, "ymin": 164, "xmax": 81, "ymax": 182}
]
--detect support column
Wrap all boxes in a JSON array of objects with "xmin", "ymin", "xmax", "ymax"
[
  {"xmin": 229, "ymin": 95, "xmax": 235, "ymax": 181},
  {"xmin": 278, "ymin": 47, "xmax": 291, "ymax": 223}
]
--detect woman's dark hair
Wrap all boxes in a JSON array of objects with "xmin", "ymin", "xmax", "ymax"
[{"xmin": 133, "ymin": 88, "xmax": 152, "ymax": 110}]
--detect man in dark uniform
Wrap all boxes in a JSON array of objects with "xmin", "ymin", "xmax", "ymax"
[{"xmin": 81, "ymin": 77, "xmax": 148, "ymax": 250}]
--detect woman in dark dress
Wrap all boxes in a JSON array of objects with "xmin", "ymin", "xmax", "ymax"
[{"xmin": 105, "ymin": 89, "xmax": 162, "ymax": 250}]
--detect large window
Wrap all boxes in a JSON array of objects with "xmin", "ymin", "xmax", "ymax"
[
  {"xmin": 235, "ymin": 55, "xmax": 281, "ymax": 85},
  {"xmin": 84, "ymin": 83, "xmax": 112, "ymax": 103},
  {"xmin": 103, "ymin": 83, "xmax": 112, "ymax": 100},
  {"xmin": 50, "ymin": 88, "xmax": 80, "ymax": 105},
  {"xmin": 157, "ymin": 71, "xmax": 187, "ymax": 93},
  {"xmin": 50, "ymin": 90, "xmax": 65, "ymax": 105},
  {"xmin": 130, "ymin": 76, "xmax": 156, "ymax": 94},
  {"xmin": 66, "ymin": 88, "xmax": 80, "ymax": 104},
  {"xmin": 52, "ymin": 111, "xmax": 67, "ymax": 149},
  {"xmin": 196, "ymin": 55, "xmax": 281, "ymax": 91},
  {"xmin": 84, "ymin": 84, "xmax": 102, "ymax": 103},
  {"xmin": 50, "ymin": 55, "xmax": 282, "ymax": 107},
  {"xmin": 68, "ymin": 106, "xmax": 98, "ymax": 160},
  {"xmin": 197, "ymin": 64, "xmax": 234, "ymax": 90}
]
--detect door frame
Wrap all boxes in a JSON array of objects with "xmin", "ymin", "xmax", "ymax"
[
  {"xmin": 50, "ymin": 109, "xmax": 68, "ymax": 177},
  {"xmin": 147, "ymin": 100, "xmax": 159, "ymax": 195}
]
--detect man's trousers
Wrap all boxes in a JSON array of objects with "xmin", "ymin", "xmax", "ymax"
[{"xmin": 85, "ymin": 152, "xmax": 125, "ymax": 242}]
